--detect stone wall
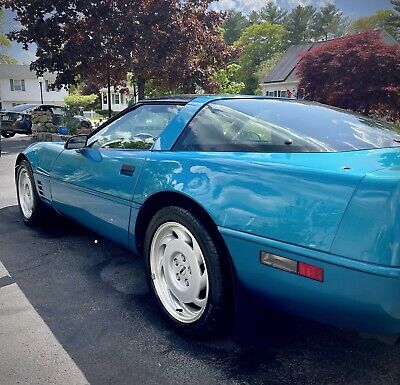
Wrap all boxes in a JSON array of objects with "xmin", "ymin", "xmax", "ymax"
[{"xmin": 31, "ymin": 110, "xmax": 57, "ymax": 136}]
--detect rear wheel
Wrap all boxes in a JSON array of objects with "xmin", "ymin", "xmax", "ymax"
[
  {"xmin": 144, "ymin": 206, "xmax": 228, "ymax": 336},
  {"xmin": 16, "ymin": 160, "xmax": 45, "ymax": 225},
  {"xmin": 1, "ymin": 131, "xmax": 15, "ymax": 138}
]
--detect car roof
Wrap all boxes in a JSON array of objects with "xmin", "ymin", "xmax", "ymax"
[
  {"xmin": 142, "ymin": 95, "xmax": 199, "ymax": 104},
  {"xmin": 141, "ymin": 94, "xmax": 306, "ymax": 105}
]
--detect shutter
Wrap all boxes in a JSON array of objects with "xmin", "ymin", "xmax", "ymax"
[
  {"xmin": 10, "ymin": 79, "xmax": 14, "ymax": 91},
  {"xmin": 21, "ymin": 80, "xmax": 26, "ymax": 91}
]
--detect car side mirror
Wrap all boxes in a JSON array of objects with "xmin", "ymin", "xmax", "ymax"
[{"xmin": 65, "ymin": 135, "xmax": 88, "ymax": 150}]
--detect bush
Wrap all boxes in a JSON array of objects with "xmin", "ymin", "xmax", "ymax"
[
  {"xmin": 95, "ymin": 109, "xmax": 116, "ymax": 117},
  {"xmin": 297, "ymin": 30, "xmax": 400, "ymax": 121},
  {"xmin": 64, "ymin": 93, "xmax": 98, "ymax": 114},
  {"xmin": 62, "ymin": 116, "xmax": 81, "ymax": 135}
]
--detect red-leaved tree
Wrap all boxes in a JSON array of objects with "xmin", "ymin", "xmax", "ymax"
[
  {"xmin": 1, "ymin": 0, "xmax": 235, "ymax": 100},
  {"xmin": 297, "ymin": 30, "xmax": 400, "ymax": 121}
]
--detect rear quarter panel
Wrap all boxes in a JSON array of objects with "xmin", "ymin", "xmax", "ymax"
[
  {"xmin": 133, "ymin": 151, "xmax": 364, "ymax": 253},
  {"xmin": 332, "ymin": 166, "xmax": 400, "ymax": 266}
]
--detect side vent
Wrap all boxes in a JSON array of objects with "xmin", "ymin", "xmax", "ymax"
[{"xmin": 37, "ymin": 180, "xmax": 46, "ymax": 200}]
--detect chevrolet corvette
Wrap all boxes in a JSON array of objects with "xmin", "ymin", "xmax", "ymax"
[{"xmin": 15, "ymin": 95, "xmax": 400, "ymax": 336}]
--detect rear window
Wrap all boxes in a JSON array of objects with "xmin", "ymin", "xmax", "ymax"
[
  {"xmin": 174, "ymin": 99, "xmax": 400, "ymax": 153},
  {"xmin": 9, "ymin": 104, "xmax": 38, "ymax": 112}
]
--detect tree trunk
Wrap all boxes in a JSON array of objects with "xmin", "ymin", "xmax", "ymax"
[
  {"xmin": 137, "ymin": 77, "xmax": 145, "ymax": 100},
  {"xmin": 107, "ymin": 71, "xmax": 112, "ymax": 119}
]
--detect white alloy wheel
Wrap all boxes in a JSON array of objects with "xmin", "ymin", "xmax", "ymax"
[
  {"xmin": 18, "ymin": 167, "xmax": 34, "ymax": 219},
  {"xmin": 150, "ymin": 221, "xmax": 209, "ymax": 324}
]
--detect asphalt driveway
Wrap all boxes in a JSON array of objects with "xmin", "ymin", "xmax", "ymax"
[{"xmin": 0, "ymin": 136, "xmax": 399, "ymax": 385}]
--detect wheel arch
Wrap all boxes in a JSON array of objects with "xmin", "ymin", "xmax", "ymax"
[
  {"xmin": 135, "ymin": 191, "xmax": 236, "ymax": 297},
  {"xmin": 15, "ymin": 153, "xmax": 30, "ymax": 179},
  {"xmin": 136, "ymin": 192, "xmax": 227, "ymax": 257}
]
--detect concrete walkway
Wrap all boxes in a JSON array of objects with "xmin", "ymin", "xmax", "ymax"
[{"xmin": 0, "ymin": 136, "xmax": 89, "ymax": 385}]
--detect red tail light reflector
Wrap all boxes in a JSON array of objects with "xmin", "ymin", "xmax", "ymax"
[
  {"xmin": 260, "ymin": 251, "xmax": 324, "ymax": 282},
  {"xmin": 297, "ymin": 262, "xmax": 324, "ymax": 282}
]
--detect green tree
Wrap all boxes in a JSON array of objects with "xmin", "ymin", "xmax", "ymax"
[
  {"xmin": 284, "ymin": 5, "xmax": 315, "ymax": 45},
  {"xmin": 249, "ymin": 3, "xmax": 287, "ymax": 24},
  {"xmin": 223, "ymin": 11, "xmax": 249, "ymax": 45},
  {"xmin": 310, "ymin": 4, "xmax": 349, "ymax": 41},
  {"xmin": 255, "ymin": 52, "xmax": 284, "ymax": 85},
  {"xmin": 64, "ymin": 93, "xmax": 98, "ymax": 114},
  {"xmin": 389, "ymin": 0, "xmax": 400, "ymax": 39},
  {"xmin": 349, "ymin": 10, "xmax": 397, "ymax": 38},
  {"xmin": 213, "ymin": 64, "xmax": 245, "ymax": 94},
  {"xmin": 237, "ymin": 22, "xmax": 286, "ymax": 94},
  {"xmin": 0, "ymin": 8, "xmax": 16, "ymax": 64}
]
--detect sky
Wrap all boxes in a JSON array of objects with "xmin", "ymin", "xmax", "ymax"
[
  {"xmin": 211, "ymin": 0, "xmax": 394, "ymax": 17},
  {"xmin": 2, "ymin": 0, "xmax": 396, "ymax": 64}
]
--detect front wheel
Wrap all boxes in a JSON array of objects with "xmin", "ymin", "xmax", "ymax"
[
  {"xmin": 144, "ymin": 206, "xmax": 228, "ymax": 336},
  {"xmin": 16, "ymin": 160, "xmax": 45, "ymax": 225}
]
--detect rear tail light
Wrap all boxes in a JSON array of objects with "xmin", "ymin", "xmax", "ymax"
[
  {"xmin": 297, "ymin": 262, "xmax": 324, "ymax": 282},
  {"xmin": 260, "ymin": 252, "xmax": 324, "ymax": 282}
]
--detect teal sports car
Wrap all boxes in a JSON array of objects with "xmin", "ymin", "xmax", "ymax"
[{"xmin": 15, "ymin": 95, "xmax": 400, "ymax": 336}]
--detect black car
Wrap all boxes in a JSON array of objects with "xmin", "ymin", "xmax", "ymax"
[{"xmin": 0, "ymin": 104, "xmax": 92, "ymax": 138}]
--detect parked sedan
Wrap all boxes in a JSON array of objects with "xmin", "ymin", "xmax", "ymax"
[
  {"xmin": 0, "ymin": 104, "xmax": 92, "ymax": 138},
  {"xmin": 15, "ymin": 95, "xmax": 400, "ymax": 337}
]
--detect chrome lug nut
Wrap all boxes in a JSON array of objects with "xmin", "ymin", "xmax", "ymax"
[{"xmin": 185, "ymin": 279, "xmax": 189, "ymax": 287}]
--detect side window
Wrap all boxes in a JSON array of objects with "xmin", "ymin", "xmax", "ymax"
[
  {"xmin": 174, "ymin": 102, "xmax": 314, "ymax": 152},
  {"xmin": 175, "ymin": 103, "xmax": 278, "ymax": 152},
  {"xmin": 88, "ymin": 104, "xmax": 183, "ymax": 150}
]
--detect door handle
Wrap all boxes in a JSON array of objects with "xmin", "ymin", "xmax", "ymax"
[{"xmin": 120, "ymin": 164, "xmax": 135, "ymax": 176}]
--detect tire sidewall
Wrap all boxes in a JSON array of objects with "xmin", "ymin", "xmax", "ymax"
[
  {"xmin": 144, "ymin": 206, "xmax": 226, "ymax": 336},
  {"xmin": 16, "ymin": 160, "xmax": 41, "ymax": 225}
]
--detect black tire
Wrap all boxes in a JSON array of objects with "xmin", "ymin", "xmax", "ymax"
[
  {"xmin": 16, "ymin": 160, "xmax": 46, "ymax": 226},
  {"xmin": 144, "ymin": 206, "xmax": 229, "ymax": 337},
  {"xmin": 1, "ymin": 131, "xmax": 15, "ymax": 138},
  {"xmin": 80, "ymin": 120, "xmax": 92, "ymax": 130}
]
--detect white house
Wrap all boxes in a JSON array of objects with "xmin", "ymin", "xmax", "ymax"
[
  {"xmin": 260, "ymin": 29, "xmax": 399, "ymax": 99},
  {"xmin": 0, "ymin": 64, "xmax": 68, "ymax": 110},
  {"xmin": 99, "ymin": 86, "xmax": 135, "ymax": 112}
]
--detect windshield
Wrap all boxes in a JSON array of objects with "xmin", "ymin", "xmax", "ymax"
[{"xmin": 176, "ymin": 99, "xmax": 400, "ymax": 153}]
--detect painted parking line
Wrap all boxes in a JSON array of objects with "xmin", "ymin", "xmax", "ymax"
[
  {"xmin": 0, "ymin": 261, "xmax": 10, "ymax": 279},
  {"xmin": 0, "ymin": 282, "xmax": 90, "ymax": 384}
]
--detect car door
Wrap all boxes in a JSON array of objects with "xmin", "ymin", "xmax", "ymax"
[{"xmin": 50, "ymin": 103, "xmax": 183, "ymax": 247}]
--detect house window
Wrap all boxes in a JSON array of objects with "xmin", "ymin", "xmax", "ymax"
[
  {"xmin": 10, "ymin": 79, "xmax": 26, "ymax": 91},
  {"xmin": 281, "ymin": 90, "xmax": 287, "ymax": 98},
  {"xmin": 45, "ymin": 80, "xmax": 58, "ymax": 92},
  {"xmin": 112, "ymin": 93, "xmax": 120, "ymax": 105},
  {"xmin": 103, "ymin": 92, "xmax": 108, "ymax": 105}
]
